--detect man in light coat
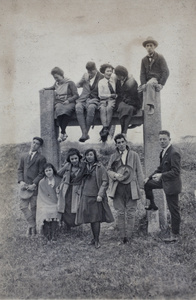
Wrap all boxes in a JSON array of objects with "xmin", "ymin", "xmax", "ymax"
[
  {"xmin": 107, "ymin": 134, "xmax": 144, "ymax": 244},
  {"xmin": 18, "ymin": 137, "xmax": 46, "ymax": 236}
]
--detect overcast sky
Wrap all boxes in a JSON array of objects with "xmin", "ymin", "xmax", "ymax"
[{"xmin": 0, "ymin": 0, "xmax": 196, "ymax": 145}]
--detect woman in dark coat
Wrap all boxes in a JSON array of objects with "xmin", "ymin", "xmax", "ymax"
[
  {"xmin": 76, "ymin": 149, "xmax": 114, "ymax": 249},
  {"xmin": 44, "ymin": 67, "xmax": 79, "ymax": 142},
  {"xmin": 57, "ymin": 148, "xmax": 85, "ymax": 229},
  {"xmin": 114, "ymin": 65, "xmax": 142, "ymax": 138}
]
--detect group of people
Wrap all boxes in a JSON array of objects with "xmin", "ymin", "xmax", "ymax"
[
  {"xmin": 42, "ymin": 36, "xmax": 169, "ymax": 142},
  {"xmin": 18, "ymin": 129, "xmax": 182, "ymax": 247}
]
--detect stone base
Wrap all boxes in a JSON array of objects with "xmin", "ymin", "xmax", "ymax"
[{"xmin": 147, "ymin": 210, "xmax": 161, "ymax": 234}]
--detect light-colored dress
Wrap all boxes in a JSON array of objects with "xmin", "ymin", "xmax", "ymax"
[{"xmin": 36, "ymin": 175, "xmax": 61, "ymax": 233}]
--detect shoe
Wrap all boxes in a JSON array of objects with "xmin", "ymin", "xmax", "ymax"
[
  {"xmin": 57, "ymin": 134, "xmax": 63, "ymax": 142},
  {"xmin": 163, "ymin": 234, "xmax": 179, "ymax": 243},
  {"xmin": 79, "ymin": 135, "xmax": 89, "ymax": 142},
  {"xmin": 95, "ymin": 241, "xmax": 101, "ymax": 249},
  {"xmin": 145, "ymin": 204, "xmax": 158, "ymax": 211},
  {"xmin": 123, "ymin": 237, "xmax": 129, "ymax": 244},
  {"xmin": 31, "ymin": 227, "xmax": 37, "ymax": 236},
  {"xmin": 26, "ymin": 227, "xmax": 32, "ymax": 237},
  {"xmin": 88, "ymin": 239, "xmax": 95, "ymax": 245},
  {"xmin": 62, "ymin": 133, "xmax": 68, "ymax": 141}
]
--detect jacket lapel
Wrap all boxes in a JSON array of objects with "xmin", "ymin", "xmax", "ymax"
[
  {"xmin": 161, "ymin": 146, "xmax": 172, "ymax": 165},
  {"xmin": 90, "ymin": 72, "xmax": 99, "ymax": 90},
  {"xmin": 28, "ymin": 152, "xmax": 38, "ymax": 168}
]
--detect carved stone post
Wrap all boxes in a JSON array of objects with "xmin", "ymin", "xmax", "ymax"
[
  {"xmin": 143, "ymin": 91, "xmax": 167, "ymax": 233},
  {"xmin": 39, "ymin": 90, "xmax": 61, "ymax": 169}
]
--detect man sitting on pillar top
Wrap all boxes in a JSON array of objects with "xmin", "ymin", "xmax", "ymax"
[
  {"xmin": 75, "ymin": 61, "xmax": 104, "ymax": 142},
  {"xmin": 139, "ymin": 37, "xmax": 169, "ymax": 114}
]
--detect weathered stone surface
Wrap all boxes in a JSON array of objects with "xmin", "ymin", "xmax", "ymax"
[
  {"xmin": 147, "ymin": 210, "xmax": 161, "ymax": 234},
  {"xmin": 39, "ymin": 90, "xmax": 60, "ymax": 169},
  {"xmin": 143, "ymin": 91, "xmax": 167, "ymax": 232}
]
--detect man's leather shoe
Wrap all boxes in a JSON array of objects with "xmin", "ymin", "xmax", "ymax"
[
  {"xmin": 163, "ymin": 234, "xmax": 179, "ymax": 243},
  {"xmin": 145, "ymin": 204, "xmax": 158, "ymax": 211}
]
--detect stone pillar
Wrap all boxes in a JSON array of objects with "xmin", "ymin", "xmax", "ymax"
[
  {"xmin": 39, "ymin": 90, "xmax": 61, "ymax": 169},
  {"xmin": 143, "ymin": 91, "xmax": 167, "ymax": 233}
]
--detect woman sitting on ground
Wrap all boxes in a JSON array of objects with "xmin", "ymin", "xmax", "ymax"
[
  {"xmin": 36, "ymin": 163, "xmax": 62, "ymax": 242},
  {"xmin": 98, "ymin": 64, "xmax": 117, "ymax": 142},
  {"xmin": 57, "ymin": 148, "xmax": 85, "ymax": 230},
  {"xmin": 43, "ymin": 67, "xmax": 79, "ymax": 142},
  {"xmin": 76, "ymin": 148, "xmax": 114, "ymax": 249}
]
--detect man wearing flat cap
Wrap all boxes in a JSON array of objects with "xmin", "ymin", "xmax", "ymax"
[
  {"xmin": 18, "ymin": 137, "xmax": 46, "ymax": 236},
  {"xmin": 139, "ymin": 37, "xmax": 169, "ymax": 114}
]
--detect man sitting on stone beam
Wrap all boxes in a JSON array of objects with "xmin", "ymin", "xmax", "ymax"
[
  {"xmin": 139, "ymin": 37, "xmax": 169, "ymax": 114},
  {"xmin": 75, "ymin": 61, "xmax": 104, "ymax": 142}
]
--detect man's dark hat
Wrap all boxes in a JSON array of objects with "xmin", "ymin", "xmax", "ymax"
[
  {"xmin": 33, "ymin": 137, "xmax": 44, "ymax": 146},
  {"xmin": 142, "ymin": 36, "xmax": 158, "ymax": 48}
]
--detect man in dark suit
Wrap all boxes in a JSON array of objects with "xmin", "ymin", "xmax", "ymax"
[
  {"xmin": 76, "ymin": 61, "xmax": 104, "ymax": 142},
  {"xmin": 144, "ymin": 130, "xmax": 182, "ymax": 242},
  {"xmin": 139, "ymin": 37, "xmax": 169, "ymax": 114},
  {"xmin": 18, "ymin": 137, "xmax": 46, "ymax": 236}
]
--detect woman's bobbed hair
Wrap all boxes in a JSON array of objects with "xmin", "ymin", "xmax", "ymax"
[
  {"xmin": 99, "ymin": 63, "xmax": 114, "ymax": 74},
  {"xmin": 51, "ymin": 67, "xmax": 64, "ymax": 77},
  {"xmin": 84, "ymin": 148, "xmax": 98, "ymax": 162},
  {"xmin": 66, "ymin": 148, "xmax": 82, "ymax": 163},
  {"xmin": 43, "ymin": 163, "xmax": 57, "ymax": 176}
]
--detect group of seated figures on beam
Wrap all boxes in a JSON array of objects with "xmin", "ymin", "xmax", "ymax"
[{"xmin": 40, "ymin": 36, "xmax": 169, "ymax": 143}]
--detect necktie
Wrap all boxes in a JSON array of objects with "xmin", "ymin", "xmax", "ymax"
[
  {"xmin": 108, "ymin": 81, "xmax": 115, "ymax": 94},
  {"xmin": 160, "ymin": 149, "xmax": 164, "ymax": 162}
]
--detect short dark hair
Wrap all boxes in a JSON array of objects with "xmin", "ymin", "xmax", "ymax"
[
  {"xmin": 114, "ymin": 65, "xmax": 128, "ymax": 78},
  {"xmin": 99, "ymin": 63, "xmax": 114, "ymax": 74},
  {"xmin": 43, "ymin": 163, "xmax": 57, "ymax": 176},
  {"xmin": 114, "ymin": 133, "xmax": 127, "ymax": 143},
  {"xmin": 67, "ymin": 148, "xmax": 82, "ymax": 163},
  {"xmin": 159, "ymin": 130, "xmax": 170, "ymax": 137},
  {"xmin": 51, "ymin": 67, "xmax": 64, "ymax": 77},
  {"xmin": 84, "ymin": 148, "xmax": 98, "ymax": 162},
  {"xmin": 86, "ymin": 61, "xmax": 96, "ymax": 71},
  {"xmin": 33, "ymin": 137, "xmax": 43, "ymax": 146}
]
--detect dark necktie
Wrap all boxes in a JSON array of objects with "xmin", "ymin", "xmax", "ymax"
[
  {"xmin": 160, "ymin": 149, "xmax": 164, "ymax": 163},
  {"xmin": 108, "ymin": 80, "xmax": 115, "ymax": 94}
]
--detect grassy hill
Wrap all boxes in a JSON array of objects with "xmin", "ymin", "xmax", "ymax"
[{"xmin": 0, "ymin": 140, "xmax": 196, "ymax": 299}]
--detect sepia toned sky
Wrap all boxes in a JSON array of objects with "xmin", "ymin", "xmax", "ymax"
[{"xmin": 0, "ymin": 0, "xmax": 196, "ymax": 145}]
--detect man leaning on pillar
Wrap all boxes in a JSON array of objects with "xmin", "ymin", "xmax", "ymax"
[
  {"xmin": 18, "ymin": 137, "xmax": 46, "ymax": 236},
  {"xmin": 139, "ymin": 36, "xmax": 169, "ymax": 114},
  {"xmin": 144, "ymin": 130, "xmax": 182, "ymax": 243}
]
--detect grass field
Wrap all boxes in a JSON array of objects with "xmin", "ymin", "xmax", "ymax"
[{"xmin": 0, "ymin": 141, "xmax": 196, "ymax": 299}]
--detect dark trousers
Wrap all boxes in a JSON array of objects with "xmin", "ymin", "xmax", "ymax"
[{"xmin": 144, "ymin": 179, "xmax": 181, "ymax": 234}]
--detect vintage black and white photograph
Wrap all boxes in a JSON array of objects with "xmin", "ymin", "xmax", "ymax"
[{"xmin": 0, "ymin": 0, "xmax": 196, "ymax": 299}]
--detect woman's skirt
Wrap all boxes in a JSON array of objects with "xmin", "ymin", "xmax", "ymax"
[
  {"xmin": 76, "ymin": 195, "xmax": 114, "ymax": 225},
  {"xmin": 55, "ymin": 102, "xmax": 75, "ymax": 119},
  {"xmin": 117, "ymin": 102, "xmax": 136, "ymax": 119}
]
